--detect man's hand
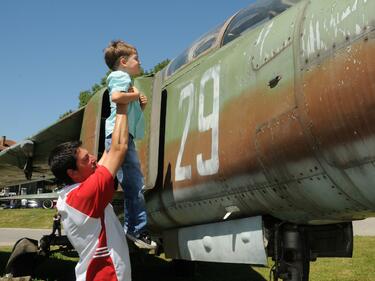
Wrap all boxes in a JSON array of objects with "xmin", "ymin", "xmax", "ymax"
[
  {"xmin": 139, "ymin": 94, "xmax": 148, "ymax": 111},
  {"xmin": 129, "ymin": 86, "xmax": 140, "ymax": 96}
]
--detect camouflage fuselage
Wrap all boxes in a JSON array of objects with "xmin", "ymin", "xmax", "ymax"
[{"xmin": 134, "ymin": 0, "xmax": 375, "ymax": 231}]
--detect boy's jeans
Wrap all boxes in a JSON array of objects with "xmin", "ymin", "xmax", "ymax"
[{"xmin": 105, "ymin": 134, "xmax": 147, "ymax": 236}]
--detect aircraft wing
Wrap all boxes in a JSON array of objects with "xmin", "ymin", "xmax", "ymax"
[
  {"xmin": 0, "ymin": 108, "xmax": 84, "ymax": 186},
  {"xmin": 0, "ymin": 192, "xmax": 58, "ymax": 201}
]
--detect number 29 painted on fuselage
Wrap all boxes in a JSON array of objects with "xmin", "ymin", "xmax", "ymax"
[{"xmin": 174, "ymin": 65, "xmax": 221, "ymax": 182}]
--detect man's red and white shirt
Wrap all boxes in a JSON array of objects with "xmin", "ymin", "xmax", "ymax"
[{"xmin": 57, "ymin": 166, "xmax": 131, "ymax": 281}]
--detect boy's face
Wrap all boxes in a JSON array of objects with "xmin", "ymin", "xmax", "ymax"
[{"xmin": 122, "ymin": 53, "xmax": 141, "ymax": 76}]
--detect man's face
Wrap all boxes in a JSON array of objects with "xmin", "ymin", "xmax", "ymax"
[
  {"xmin": 124, "ymin": 53, "xmax": 141, "ymax": 76},
  {"xmin": 73, "ymin": 147, "xmax": 97, "ymax": 182}
]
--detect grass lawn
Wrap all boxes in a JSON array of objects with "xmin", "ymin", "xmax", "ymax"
[
  {"xmin": 0, "ymin": 237, "xmax": 374, "ymax": 281},
  {"xmin": 254, "ymin": 236, "xmax": 375, "ymax": 281},
  {"xmin": 0, "ymin": 209, "xmax": 56, "ymax": 229}
]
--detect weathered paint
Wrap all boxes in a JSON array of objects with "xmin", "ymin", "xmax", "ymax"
[
  {"xmin": 133, "ymin": 76, "xmax": 154, "ymax": 182},
  {"xmin": 80, "ymin": 88, "xmax": 107, "ymax": 157},
  {"xmin": 142, "ymin": 0, "xmax": 375, "ymax": 229}
]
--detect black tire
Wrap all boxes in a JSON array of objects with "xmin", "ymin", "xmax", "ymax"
[{"xmin": 42, "ymin": 200, "xmax": 53, "ymax": 209}]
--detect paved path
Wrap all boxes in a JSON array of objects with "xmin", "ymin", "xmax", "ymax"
[
  {"xmin": 0, "ymin": 228, "xmax": 64, "ymax": 246},
  {"xmin": 353, "ymin": 217, "xmax": 375, "ymax": 236},
  {"xmin": 0, "ymin": 218, "xmax": 374, "ymax": 246}
]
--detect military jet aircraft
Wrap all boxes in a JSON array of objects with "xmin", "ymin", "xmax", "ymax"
[{"xmin": 1, "ymin": 0, "xmax": 374, "ymax": 280}]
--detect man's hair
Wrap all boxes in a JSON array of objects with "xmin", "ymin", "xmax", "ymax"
[
  {"xmin": 48, "ymin": 141, "xmax": 82, "ymax": 185},
  {"xmin": 104, "ymin": 40, "xmax": 137, "ymax": 71}
]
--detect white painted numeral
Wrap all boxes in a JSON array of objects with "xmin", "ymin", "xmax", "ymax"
[
  {"xmin": 174, "ymin": 65, "xmax": 220, "ymax": 182},
  {"xmin": 197, "ymin": 65, "xmax": 220, "ymax": 176},
  {"xmin": 175, "ymin": 83, "xmax": 194, "ymax": 181}
]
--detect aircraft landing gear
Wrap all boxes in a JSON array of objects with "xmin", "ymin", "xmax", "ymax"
[{"xmin": 271, "ymin": 224, "xmax": 312, "ymax": 281}]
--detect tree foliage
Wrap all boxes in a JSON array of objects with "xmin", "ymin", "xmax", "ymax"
[
  {"xmin": 78, "ymin": 90, "xmax": 93, "ymax": 108},
  {"xmin": 144, "ymin": 59, "xmax": 170, "ymax": 75},
  {"xmin": 59, "ymin": 110, "xmax": 73, "ymax": 119}
]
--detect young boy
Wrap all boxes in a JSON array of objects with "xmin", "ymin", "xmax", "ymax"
[{"xmin": 104, "ymin": 40, "xmax": 156, "ymax": 249}]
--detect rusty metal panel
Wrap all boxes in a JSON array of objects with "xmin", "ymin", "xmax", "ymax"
[
  {"xmin": 301, "ymin": 37, "xmax": 375, "ymax": 168},
  {"xmin": 146, "ymin": 0, "xmax": 375, "ymax": 230},
  {"xmin": 80, "ymin": 88, "xmax": 106, "ymax": 157},
  {"xmin": 300, "ymin": 0, "xmax": 375, "ymax": 64},
  {"xmin": 295, "ymin": 0, "xmax": 375, "ymax": 214},
  {"xmin": 255, "ymin": 109, "xmax": 321, "ymax": 182},
  {"xmin": 134, "ymin": 75, "xmax": 156, "ymax": 189},
  {"xmin": 251, "ymin": 1, "xmax": 304, "ymax": 70}
]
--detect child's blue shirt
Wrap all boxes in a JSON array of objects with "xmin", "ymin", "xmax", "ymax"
[{"xmin": 105, "ymin": 70, "xmax": 145, "ymax": 139}]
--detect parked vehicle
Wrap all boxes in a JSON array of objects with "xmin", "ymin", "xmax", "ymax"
[{"xmin": 27, "ymin": 200, "xmax": 40, "ymax": 208}]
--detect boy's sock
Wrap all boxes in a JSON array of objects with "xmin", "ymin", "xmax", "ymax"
[{"xmin": 126, "ymin": 232, "xmax": 157, "ymax": 250}]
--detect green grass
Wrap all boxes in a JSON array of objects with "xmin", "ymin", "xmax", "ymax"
[
  {"xmin": 1, "ymin": 237, "xmax": 374, "ymax": 281},
  {"xmin": 0, "ymin": 209, "xmax": 56, "ymax": 229},
  {"xmin": 253, "ymin": 236, "xmax": 375, "ymax": 281}
]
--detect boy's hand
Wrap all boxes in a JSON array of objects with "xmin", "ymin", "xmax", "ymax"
[{"xmin": 139, "ymin": 94, "xmax": 148, "ymax": 111}]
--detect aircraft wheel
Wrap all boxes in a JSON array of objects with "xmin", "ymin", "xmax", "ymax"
[{"xmin": 42, "ymin": 200, "xmax": 53, "ymax": 209}]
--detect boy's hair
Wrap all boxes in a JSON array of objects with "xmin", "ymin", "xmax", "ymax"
[
  {"xmin": 104, "ymin": 40, "xmax": 137, "ymax": 71},
  {"xmin": 48, "ymin": 141, "xmax": 82, "ymax": 185}
]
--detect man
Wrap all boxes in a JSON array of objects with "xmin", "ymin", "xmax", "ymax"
[
  {"xmin": 51, "ymin": 212, "xmax": 61, "ymax": 236},
  {"xmin": 48, "ymin": 103, "xmax": 131, "ymax": 280}
]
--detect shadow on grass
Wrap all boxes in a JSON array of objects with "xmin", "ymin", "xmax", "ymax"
[
  {"xmin": 0, "ymin": 251, "xmax": 11, "ymax": 276},
  {"xmin": 131, "ymin": 252, "xmax": 267, "ymax": 281},
  {"xmin": 32, "ymin": 255, "xmax": 77, "ymax": 281},
  {"xmin": 1, "ymin": 249, "xmax": 266, "ymax": 281},
  {"xmin": 0, "ymin": 249, "xmax": 76, "ymax": 281}
]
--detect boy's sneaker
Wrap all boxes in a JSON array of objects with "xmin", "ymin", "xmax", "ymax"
[{"xmin": 126, "ymin": 232, "xmax": 157, "ymax": 250}]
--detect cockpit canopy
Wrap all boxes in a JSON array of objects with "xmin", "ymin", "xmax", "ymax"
[{"xmin": 166, "ymin": 0, "xmax": 301, "ymax": 77}]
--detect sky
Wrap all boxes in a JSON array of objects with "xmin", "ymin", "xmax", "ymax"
[{"xmin": 0, "ymin": 0, "xmax": 253, "ymax": 142}]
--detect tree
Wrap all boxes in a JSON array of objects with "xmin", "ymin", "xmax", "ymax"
[
  {"xmin": 151, "ymin": 59, "xmax": 170, "ymax": 74},
  {"xmin": 59, "ymin": 110, "xmax": 73, "ymax": 119},
  {"xmin": 78, "ymin": 90, "xmax": 93, "ymax": 108},
  {"xmin": 144, "ymin": 59, "xmax": 170, "ymax": 75}
]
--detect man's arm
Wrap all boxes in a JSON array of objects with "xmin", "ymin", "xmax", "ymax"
[
  {"xmin": 111, "ymin": 86, "xmax": 140, "ymax": 104},
  {"xmin": 100, "ymin": 103, "xmax": 129, "ymax": 177}
]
